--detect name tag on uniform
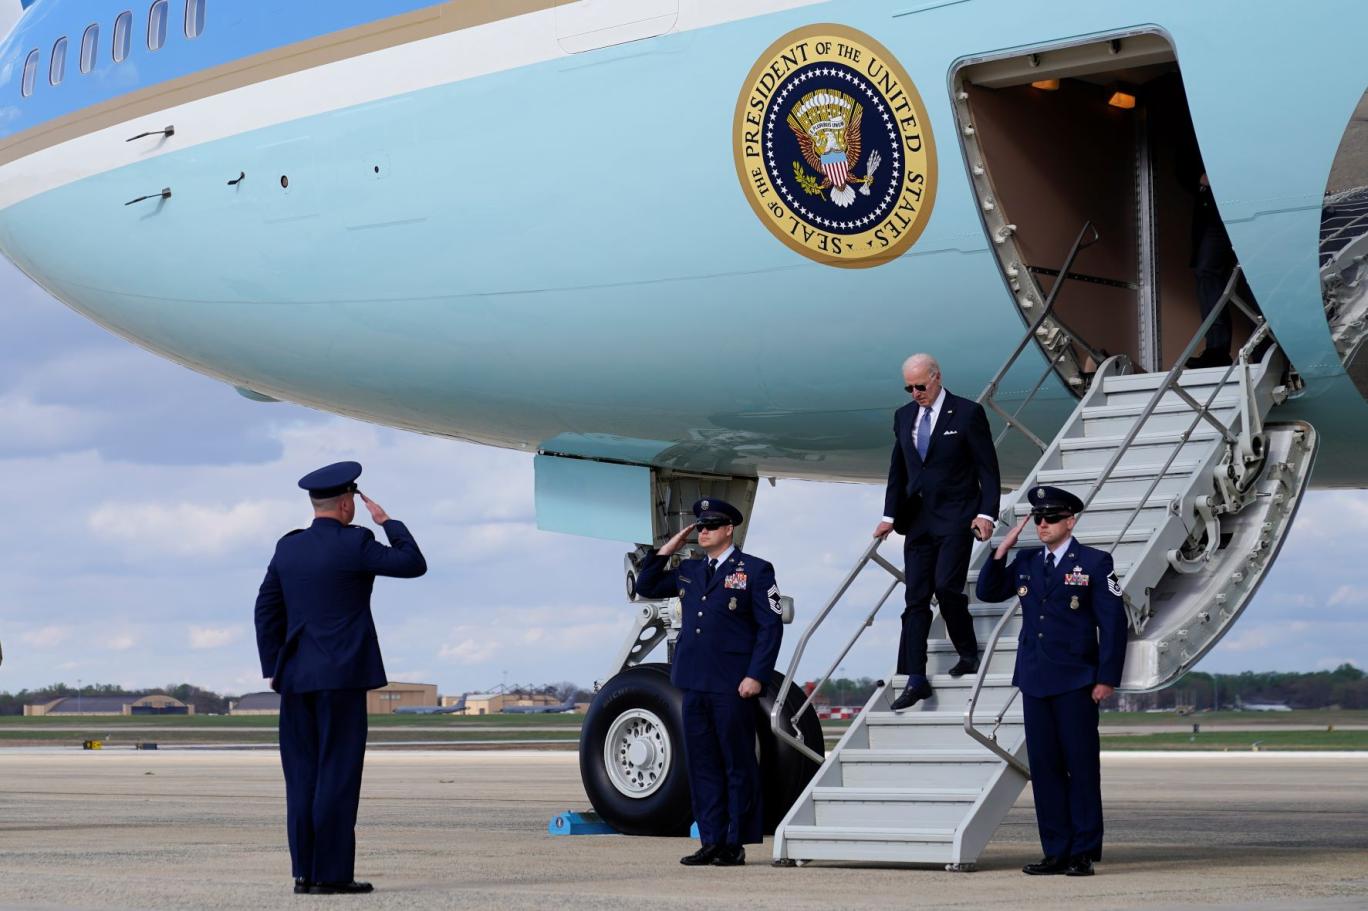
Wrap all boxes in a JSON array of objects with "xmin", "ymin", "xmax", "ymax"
[
  {"xmin": 1064, "ymin": 572, "xmax": 1089, "ymax": 586},
  {"xmin": 724, "ymin": 572, "xmax": 748, "ymax": 589}
]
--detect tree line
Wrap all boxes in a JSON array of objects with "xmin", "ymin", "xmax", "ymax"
[{"xmin": 812, "ymin": 664, "xmax": 1368, "ymax": 711}]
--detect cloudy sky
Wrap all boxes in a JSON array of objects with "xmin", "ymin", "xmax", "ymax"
[{"xmin": 1, "ymin": 255, "xmax": 1365, "ymax": 699}]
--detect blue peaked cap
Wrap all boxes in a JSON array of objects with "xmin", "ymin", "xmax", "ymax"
[{"xmin": 298, "ymin": 461, "xmax": 362, "ymax": 498}]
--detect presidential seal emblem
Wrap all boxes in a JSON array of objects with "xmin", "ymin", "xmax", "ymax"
[{"xmin": 733, "ymin": 25, "xmax": 937, "ymax": 268}]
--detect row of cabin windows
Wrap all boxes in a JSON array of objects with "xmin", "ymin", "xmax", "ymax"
[{"xmin": 20, "ymin": 0, "xmax": 206, "ymax": 98}]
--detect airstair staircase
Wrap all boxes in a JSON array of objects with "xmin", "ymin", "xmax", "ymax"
[{"xmin": 770, "ymin": 252, "xmax": 1319, "ymax": 869}]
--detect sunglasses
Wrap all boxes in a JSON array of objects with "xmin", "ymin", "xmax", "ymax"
[
  {"xmin": 695, "ymin": 520, "xmax": 729, "ymax": 531},
  {"xmin": 1032, "ymin": 511, "xmax": 1073, "ymax": 525},
  {"xmin": 904, "ymin": 383, "xmax": 929, "ymax": 393}
]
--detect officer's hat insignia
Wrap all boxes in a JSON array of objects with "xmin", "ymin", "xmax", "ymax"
[{"xmin": 701, "ymin": 499, "xmax": 710, "ymax": 511}]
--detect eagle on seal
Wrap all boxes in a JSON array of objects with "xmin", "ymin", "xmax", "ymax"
[{"xmin": 787, "ymin": 90, "xmax": 882, "ymax": 208}]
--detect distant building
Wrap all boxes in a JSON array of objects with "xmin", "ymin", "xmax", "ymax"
[
  {"xmin": 230, "ymin": 692, "xmax": 282, "ymax": 715},
  {"xmin": 24, "ymin": 694, "xmax": 193, "ymax": 716},
  {"xmin": 462, "ymin": 693, "xmax": 506, "ymax": 716},
  {"xmin": 366, "ymin": 681, "xmax": 439, "ymax": 715}
]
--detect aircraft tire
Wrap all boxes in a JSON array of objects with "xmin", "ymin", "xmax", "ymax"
[
  {"xmin": 579, "ymin": 663, "xmax": 692, "ymax": 836},
  {"xmin": 756, "ymin": 671, "xmax": 825, "ymax": 833}
]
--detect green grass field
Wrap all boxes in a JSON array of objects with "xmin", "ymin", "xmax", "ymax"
[{"xmin": 2, "ymin": 709, "xmax": 1363, "ymax": 750}]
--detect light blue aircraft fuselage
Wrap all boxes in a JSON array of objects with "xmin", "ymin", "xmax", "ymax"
[{"xmin": 0, "ymin": 0, "xmax": 1365, "ymax": 491}]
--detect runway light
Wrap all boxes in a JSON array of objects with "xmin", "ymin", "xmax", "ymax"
[
  {"xmin": 1108, "ymin": 90, "xmax": 1137, "ymax": 109},
  {"xmin": 1031, "ymin": 79, "xmax": 1060, "ymax": 91}
]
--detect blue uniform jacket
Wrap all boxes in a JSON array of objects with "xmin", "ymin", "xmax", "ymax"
[
  {"xmin": 254, "ymin": 517, "xmax": 427, "ymax": 694},
  {"xmin": 883, "ymin": 390, "xmax": 1001, "ymax": 536},
  {"xmin": 975, "ymin": 540, "xmax": 1127, "ymax": 698},
  {"xmin": 635, "ymin": 549, "xmax": 784, "ymax": 695}
]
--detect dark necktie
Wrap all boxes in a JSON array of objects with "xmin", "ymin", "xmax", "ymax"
[
  {"xmin": 1044, "ymin": 551, "xmax": 1056, "ymax": 581},
  {"xmin": 706, "ymin": 558, "xmax": 718, "ymax": 584},
  {"xmin": 916, "ymin": 407, "xmax": 932, "ymax": 460}
]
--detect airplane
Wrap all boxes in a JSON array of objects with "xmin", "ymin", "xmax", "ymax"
[
  {"xmin": 1, "ymin": 0, "xmax": 1365, "ymax": 863},
  {"xmin": 394, "ymin": 693, "xmax": 465, "ymax": 715},
  {"xmin": 501, "ymin": 695, "xmax": 578, "ymax": 714}
]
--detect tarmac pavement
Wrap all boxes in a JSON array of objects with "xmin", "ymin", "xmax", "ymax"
[{"xmin": 0, "ymin": 749, "xmax": 1365, "ymax": 910}]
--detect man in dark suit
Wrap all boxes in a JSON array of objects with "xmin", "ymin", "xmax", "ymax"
[
  {"xmin": 634, "ymin": 498, "xmax": 784, "ymax": 868},
  {"xmin": 874, "ymin": 354, "xmax": 1001, "ymax": 710},
  {"xmin": 254, "ymin": 461, "xmax": 427, "ymax": 895},
  {"xmin": 976, "ymin": 486, "xmax": 1127, "ymax": 877}
]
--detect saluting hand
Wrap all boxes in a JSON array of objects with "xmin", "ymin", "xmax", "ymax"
[
  {"xmin": 658, "ymin": 523, "xmax": 697, "ymax": 557},
  {"xmin": 358, "ymin": 491, "xmax": 390, "ymax": 524},
  {"xmin": 995, "ymin": 514, "xmax": 1030, "ymax": 560}
]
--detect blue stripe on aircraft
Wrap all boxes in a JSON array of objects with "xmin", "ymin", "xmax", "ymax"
[{"xmin": 0, "ymin": 0, "xmax": 445, "ymax": 140}]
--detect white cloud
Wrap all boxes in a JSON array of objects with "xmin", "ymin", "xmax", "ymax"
[
  {"xmin": 20, "ymin": 625, "xmax": 71, "ymax": 648},
  {"xmin": 438, "ymin": 639, "xmax": 498, "ymax": 664},
  {"xmin": 1328, "ymin": 585, "xmax": 1368, "ymax": 607},
  {"xmin": 107, "ymin": 633, "xmax": 138, "ymax": 651},
  {"xmin": 188, "ymin": 626, "xmax": 243, "ymax": 649},
  {"xmin": 88, "ymin": 499, "xmax": 298, "ymax": 558},
  {"xmin": 0, "ymin": 393, "xmax": 104, "ymax": 450}
]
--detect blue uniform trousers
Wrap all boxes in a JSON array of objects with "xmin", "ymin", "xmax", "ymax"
[
  {"xmin": 681, "ymin": 689, "xmax": 763, "ymax": 846},
  {"xmin": 280, "ymin": 689, "xmax": 368, "ymax": 883},
  {"xmin": 1022, "ymin": 686, "xmax": 1103, "ymax": 860}
]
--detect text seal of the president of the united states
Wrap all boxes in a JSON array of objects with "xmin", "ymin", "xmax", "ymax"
[{"xmin": 733, "ymin": 24, "xmax": 938, "ymax": 268}]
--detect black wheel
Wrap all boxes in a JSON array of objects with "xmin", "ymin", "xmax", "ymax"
[
  {"xmin": 756, "ymin": 670, "xmax": 824, "ymax": 833},
  {"xmin": 579, "ymin": 663, "xmax": 692, "ymax": 836}
]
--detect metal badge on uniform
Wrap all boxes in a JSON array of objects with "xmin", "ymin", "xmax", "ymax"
[
  {"xmin": 728, "ymin": 597, "xmax": 738, "ymax": 611},
  {"xmin": 724, "ymin": 572, "xmax": 748, "ymax": 589},
  {"xmin": 1070, "ymin": 595, "xmax": 1080, "ymax": 610},
  {"xmin": 679, "ymin": 589, "xmax": 686, "ymax": 599},
  {"xmin": 1017, "ymin": 585, "xmax": 1029, "ymax": 597}
]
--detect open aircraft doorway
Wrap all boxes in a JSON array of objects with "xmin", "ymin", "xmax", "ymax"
[{"xmin": 952, "ymin": 30, "xmax": 1256, "ymax": 388}]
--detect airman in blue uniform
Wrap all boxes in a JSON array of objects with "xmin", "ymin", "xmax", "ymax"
[
  {"xmin": 254, "ymin": 461, "xmax": 426, "ymax": 895},
  {"xmin": 634, "ymin": 498, "xmax": 784, "ymax": 867},
  {"xmin": 976, "ymin": 485, "xmax": 1127, "ymax": 877}
]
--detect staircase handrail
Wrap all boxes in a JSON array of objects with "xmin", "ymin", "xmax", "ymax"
[
  {"xmin": 769, "ymin": 538, "xmax": 906, "ymax": 765},
  {"xmin": 961, "ymin": 603, "xmax": 1030, "ymax": 777},
  {"xmin": 978, "ymin": 220, "xmax": 1103, "ymax": 452}
]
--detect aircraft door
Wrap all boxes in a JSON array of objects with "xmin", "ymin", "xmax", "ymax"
[{"xmin": 554, "ymin": 0, "xmax": 678, "ymax": 54}]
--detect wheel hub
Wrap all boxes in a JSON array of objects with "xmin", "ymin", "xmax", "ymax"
[{"xmin": 604, "ymin": 708, "xmax": 671, "ymax": 798}]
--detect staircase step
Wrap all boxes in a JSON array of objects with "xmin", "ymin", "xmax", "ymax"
[
  {"xmin": 1082, "ymin": 395, "xmax": 1239, "ymax": 421},
  {"xmin": 811, "ymin": 788, "xmax": 982, "ymax": 828},
  {"xmin": 889, "ymin": 674, "xmax": 1014, "ymax": 690},
  {"xmin": 1100, "ymin": 365, "xmax": 1237, "ymax": 393},
  {"xmin": 781, "ymin": 825, "xmax": 957, "ymax": 863},
  {"xmin": 990, "ymin": 527, "xmax": 1153, "ymax": 550},
  {"xmin": 864, "ymin": 710, "xmax": 1023, "ymax": 726},
  {"xmin": 1059, "ymin": 428, "xmax": 1222, "ymax": 451},
  {"xmin": 1036, "ymin": 461, "xmax": 1203, "ymax": 483}
]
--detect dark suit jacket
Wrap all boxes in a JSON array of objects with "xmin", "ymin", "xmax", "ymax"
[
  {"xmin": 635, "ymin": 548, "xmax": 783, "ymax": 694},
  {"xmin": 882, "ymin": 390, "xmax": 1001, "ymax": 537},
  {"xmin": 254, "ymin": 517, "xmax": 427, "ymax": 694},
  {"xmin": 976, "ymin": 541, "xmax": 1127, "ymax": 698}
]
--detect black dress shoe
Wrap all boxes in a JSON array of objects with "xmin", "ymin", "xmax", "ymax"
[
  {"xmin": 1022, "ymin": 855, "xmax": 1069, "ymax": 875},
  {"xmin": 308, "ymin": 881, "xmax": 374, "ymax": 894},
  {"xmin": 1065, "ymin": 855, "xmax": 1094, "ymax": 876},
  {"xmin": 712, "ymin": 845, "xmax": 746, "ymax": 866},
  {"xmin": 890, "ymin": 678, "xmax": 933, "ymax": 711},
  {"xmin": 680, "ymin": 844, "xmax": 722, "ymax": 866},
  {"xmin": 947, "ymin": 656, "xmax": 980, "ymax": 678},
  {"xmin": 293, "ymin": 879, "xmax": 313, "ymax": 895}
]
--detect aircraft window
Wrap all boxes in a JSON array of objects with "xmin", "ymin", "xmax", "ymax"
[
  {"xmin": 113, "ymin": 11, "xmax": 132, "ymax": 63},
  {"xmin": 49, "ymin": 37, "xmax": 67, "ymax": 86},
  {"xmin": 184, "ymin": 0, "xmax": 205, "ymax": 39},
  {"xmin": 21, "ymin": 49, "xmax": 38, "ymax": 98},
  {"xmin": 148, "ymin": 0, "xmax": 168, "ymax": 51},
  {"xmin": 80, "ymin": 24, "xmax": 99, "ymax": 74}
]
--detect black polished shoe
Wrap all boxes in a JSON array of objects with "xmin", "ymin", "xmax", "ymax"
[
  {"xmin": 890, "ymin": 678, "xmax": 933, "ymax": 711},
  {"xmin": 712, "ymin": 845, "xmax": 746, "ymax": 866},
  {"xmin": 293, "ymin": 879, "xmax": 313, "ymax": 895},
  {"xmin": 1022, "ymin": 855, "xmax": 1069, "ymax": 875},
  {"xmin": 680, "ymin": 844, "xmax": 722, "ymax": 866},
  {"xmin": 308, "ymin": 881, "xmax": 374, "ymax": 894},
  {"xmin": 1065, "ymin": 855, "xmax": 1094, "ymax": 876},
  {"xmin": 947, "ymin": 656, "xmax": 980, "ymax": 678}
]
